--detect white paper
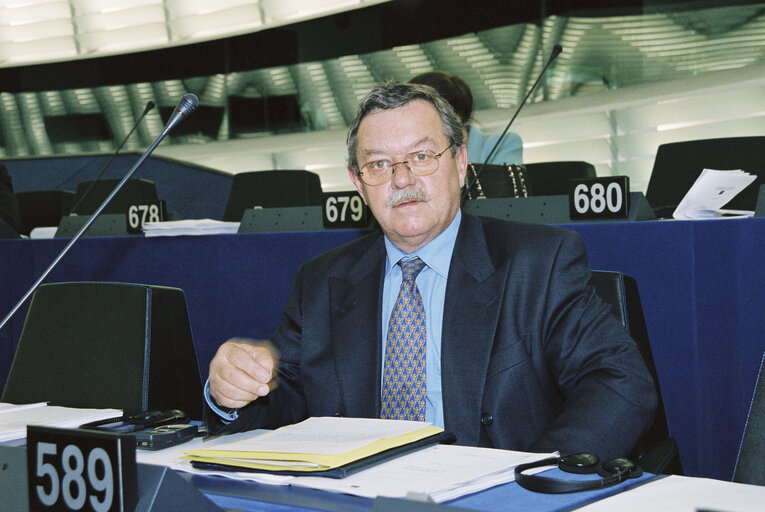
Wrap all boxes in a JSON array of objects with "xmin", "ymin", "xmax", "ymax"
[
  {"xmin": 673, "ymin": 168, "xmax": 757, "ymax": 219},
  {"xmin": 142, "ymin": 219, "xmax": 240, "ymax": 237},
  {"xmin": 576, "ymin": 474, "xmax": 765, "ymax": 511},
  {"xmin": 0, "ymin": 403, "xmax": 122, "ymax": 442},
  {"xmin": 141, "ymin": 427, "xmax": 554, "ymax": 503},
  {"xmin": 192, "ymin": 417, "xmax": 433, "ymax": 455},
  {"xmin": 290, "ymin": 444, "xmax": 555, "ymax": 502}
]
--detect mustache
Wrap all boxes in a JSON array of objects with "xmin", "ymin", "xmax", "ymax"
[{"xmin": 386, "ymin": 187, "xmax": 430, "ymax": 208}]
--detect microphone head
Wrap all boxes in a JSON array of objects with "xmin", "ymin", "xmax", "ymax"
[
  {"xmin": 551, "ymin": 44, "xmax": 563, "ymax": 59},
  {"xmin": 143, "ymin": 101, "xmax": 156, "ymax": 115},
  {"xmin": 175, "ymin": 93, "xmax": 199, "ymax": 118}
]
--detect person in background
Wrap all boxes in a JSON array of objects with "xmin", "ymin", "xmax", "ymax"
[
  {"xmin": 409, "ymin": 70, "xmax": 523, "ymax": 166},
  {"xmin": 205, "ymin": 81, "xmax": 656, "ymax": 461},
  {"xmin": 0, "ymin": 163, "xmax": 22, "ymax": 236}
]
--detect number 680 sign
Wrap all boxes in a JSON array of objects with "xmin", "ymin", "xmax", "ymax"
[{"xmin": 568, "ymin": 176, "xmax": 630, "ymax": 220}]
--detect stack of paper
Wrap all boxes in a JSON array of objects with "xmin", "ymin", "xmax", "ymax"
[
  {"xmin": 673, "ymin": 168, "xmax": 757, "ymax": 219},
  {"xmin": 141, "ymin": 419, "xmax": 556, "ymax": 503},
  {"xmin": 0, "ymin": 402, "xmax": 122, "ymax": 442},
  {"xmin": 184, "ymin": 417, "xmax": 445, "ymax": 475},
  {"xmin": 291, "ymin": 444, "xmax": 554, "ymax": 502},
  {"xmin": 142, "ymin": 219, "xmax": 240, "ymax": 237}
]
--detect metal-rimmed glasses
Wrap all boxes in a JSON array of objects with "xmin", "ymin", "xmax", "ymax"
[{"xmin": 357, "ymin": 144, "xmax": 454, "ymax": 186}]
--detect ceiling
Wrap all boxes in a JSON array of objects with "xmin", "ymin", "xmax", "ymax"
[{"xmin": 1, "ymin": 1, "xmax": 764, "ymax": 162}]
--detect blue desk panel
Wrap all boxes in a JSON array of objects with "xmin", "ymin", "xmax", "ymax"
[
  {"xmin": 188, "ymin": 469, "xmax": 660, "ymax": 512},
  {"xmin": 1, "ymin": 217, "xmax": 764, "ymax": 481}
]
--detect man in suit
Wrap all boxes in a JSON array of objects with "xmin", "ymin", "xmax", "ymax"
[{"xmin": 206, "ymin": 81, "xmax": 657, "ymax": 460}]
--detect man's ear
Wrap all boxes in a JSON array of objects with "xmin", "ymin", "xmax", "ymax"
[
  {"xmin": 456, "ymin": 144, "xmax": 468, "ymax": 188},
  {"xmin": 348, "ymin": 166, "xmax": 368, "ymax": 204}
]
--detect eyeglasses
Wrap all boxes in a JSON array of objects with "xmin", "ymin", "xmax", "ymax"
[{"xmin": 357, "ymin": 144, "xmax": 454, "ymax": 186}]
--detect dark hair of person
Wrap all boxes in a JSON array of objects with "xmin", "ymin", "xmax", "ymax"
[
  {"xmin": 409, "ymin": 71, "xmax": 473, "ymax": 125},
  {"xmin": 347, "ymin": 80, "xmax": 465, "ymax": 173}
]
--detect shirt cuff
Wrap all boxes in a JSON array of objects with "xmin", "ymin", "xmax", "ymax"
[{"xmin": 204, "ymin": 379, "xmax": 239, "ymax": 423}]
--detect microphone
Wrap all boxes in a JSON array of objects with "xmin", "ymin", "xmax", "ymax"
[
  {"xmin": 68, "ymin": 100, "xmax": 156, "ymax": 215},
  {"xmin": 462, "ymin": 44, "xmax": 563, "ymax": 203},
  {"xmin": 160, "ymin": 93, "xmax": 199, "ymax": 139},
  {"xmin": 0, "ymin": 93, "xmax": 199, "ymax": 333}
]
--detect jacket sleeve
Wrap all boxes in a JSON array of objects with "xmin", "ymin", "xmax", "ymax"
[{"xmin": 527, "ymin": 230, "xmax": 658, "ymax": 460}]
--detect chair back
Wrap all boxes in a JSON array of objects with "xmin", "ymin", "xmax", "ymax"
[
  {"xmin": 15, "ymin": 189, "xmax": 74, "ymax": 235},
  {"xmin": 590, "ymin": 270, "xmax": 682, "ymax": 474},
  {"xmin": 733, "ymin": 351, "xmax": 765, "ymax": 485},
  {"xmin": 645, "ymin": 136, "xmax": 765, "ymax": 217},
  {"xmin": 1, "ymin": 282, "xmax": 203, "ymax": 419},
  {"xmin": 70, "ymin": 178, "xmax": 159, "ymax": 215},
  {"xmin": 222, "ymin": 170, "xmax": 323, "ymax": 222},
  {"xmin": 524, "ymin": 161, "xmax": 597, "ymax": 196}
]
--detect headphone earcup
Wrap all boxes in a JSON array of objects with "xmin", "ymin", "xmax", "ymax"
[{"xmin": 596, "ymin": 457, "xmax": 643, "ymax": 481}]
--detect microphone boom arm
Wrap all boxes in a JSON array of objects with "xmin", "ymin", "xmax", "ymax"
[
  {"xmin": 462, "ymin": 44, "xmax": 562, "ymax": 203},
  {"xmin": 0, "ymin": 94, "xmax": 198, "ymax": 333}
]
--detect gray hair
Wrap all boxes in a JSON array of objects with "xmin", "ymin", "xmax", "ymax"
[{"xmin": 346, "ymin": 80, "xmax": 465, "ymax": 173}]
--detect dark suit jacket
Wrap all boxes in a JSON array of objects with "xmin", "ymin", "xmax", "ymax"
[{"xmin": 211, "ymin": 212, "xmax": 657, "ymax": 460}]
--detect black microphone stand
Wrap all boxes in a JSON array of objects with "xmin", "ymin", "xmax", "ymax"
[
  {"xmin": 68, "ymin": 101, "xmax": 156, "ymax": 215},
  {"xmin": 0, "ymin": 94, "xmax": 198, "ymax": 333},
  {"xmin": 462, "ymin": 44, "xmax": 563, "ymax": 204}
]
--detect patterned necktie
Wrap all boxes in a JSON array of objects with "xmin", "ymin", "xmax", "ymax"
[{"xmin": 381, "ymin": 257, "xmax": 427, "ymax": 421}]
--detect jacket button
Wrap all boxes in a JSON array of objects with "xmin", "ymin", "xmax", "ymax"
[{"xmin": 481, "ymin": 414, "xmax": 493, "ymax": 426}]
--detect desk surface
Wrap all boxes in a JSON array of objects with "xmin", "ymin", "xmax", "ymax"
[
  {"xmin": 2, "ymin": 217, "xmax": 765, "ymax": 480},
  {"xmin": 190, "ymin": 469, "xmax": 661, "ymax": 512}
]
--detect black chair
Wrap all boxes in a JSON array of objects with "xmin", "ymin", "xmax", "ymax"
[
  {"xmin": 0, "ymin": 218, "xmax": 20, "ymax": 238},
  {"xmin": 645, "ymin": 137, "xmax": 765, "ymax": 218},
  {"xmin": 222, "ymin": 170, "xmax": 323, "ymax": 222},
  {"xmin": 1, "ymin": 282, "xmax": 204, "ymax": 420},
  {"xmin": 70, "ymin": 178, "xmax": 159, "ymax": 215},
  {"xmin": 590, "ymin": 270, "xmax": 682, "ymax": 475},
  {"xmin": 732, "ymin": 351, "xmax": 765, "ymax": 485},
  {"xmin": 468, "ymin": 161, "xmax": 596, "ymax": 198},
  {"xmin": 524, "ymin": 161, "xmax": 597, "ymax": 196},
  {"xmin": 15, "ymin": 189, "xmax": 75, "ymax": 236}
]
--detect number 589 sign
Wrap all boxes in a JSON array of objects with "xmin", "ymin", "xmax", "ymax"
[
  {"xmin": 569, "ymin": 176, "xmax": 630, "ymax": 220},
  {"xmin": 27, "ymin": 426, "xmax": 136, "ymax": 512}
]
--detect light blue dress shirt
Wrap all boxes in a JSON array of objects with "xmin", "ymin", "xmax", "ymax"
[{"xmin": 381, "ymin": 210, "xmax": 461, "ymax": 428}]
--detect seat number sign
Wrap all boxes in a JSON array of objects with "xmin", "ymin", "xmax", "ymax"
[
  {"xmin": 569, "ymin": 176, "xmax": 630, "ymax": 220},
  {"xmin": 322, "ymin": 192, "xmax": 368, "ymax": 228},
  {"xmin": 27, "ymin": 426, "xmax": 137, "ymax": 512},
  {"xmin": 126, "ymin": 200, "xmax": 165, "ymax": 234}
]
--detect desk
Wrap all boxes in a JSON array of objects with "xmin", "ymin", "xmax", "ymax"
[
  {"xmin": 2, "ymin": 217, "xmax": 764, "ymax": 480},
  {"xmin": 188, "ymin": 469, "xmax": 660, "ymax": 512}
]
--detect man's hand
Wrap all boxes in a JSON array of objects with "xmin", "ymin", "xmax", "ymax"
[{"xmin": 208, "ymin": 338, "xmax": 278, "ymax": 409}]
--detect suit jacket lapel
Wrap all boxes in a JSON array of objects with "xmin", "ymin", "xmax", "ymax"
[
  {"xmin": 442, "ymin": 213, "xmax": 504, "ymax": 446},
  {"xmin": 329, "ymin": 236, "xmax": 385, "ymax": 418}
]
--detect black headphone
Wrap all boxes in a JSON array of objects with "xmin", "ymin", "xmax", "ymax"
[{"xmin": 515, "ymin": 453, "xmax": 642, "ymax": 494}]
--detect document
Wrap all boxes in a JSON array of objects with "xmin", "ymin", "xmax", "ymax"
[
  {"xmin": 142, "ymin": 219, "xmax": 240, "ymax": 237},
  {"xmin": 142, "ymin": 429, "xmax": 556, "ymax": 503},
  {"xmin": 183, "ymin": 416, "xmax": 445, "ymax": 475},
  {"xmin": 290, "ymin": 444, "xmax": 555, "ymax": 502},
  {"xmin": 576, "ymin": 474, "xmax": 765, "ymax": 511},
  {"xmin": 673, "ymin": 168, "xmax": 757, "ymax": 219},
  {"xmin": 0, "ymin": 402, "xmax": 122, "ymax": 442}
]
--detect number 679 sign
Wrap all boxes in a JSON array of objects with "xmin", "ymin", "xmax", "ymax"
[{"xmin": 322, "ymin": 192, "xmax": 369, "ymax": 228}]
